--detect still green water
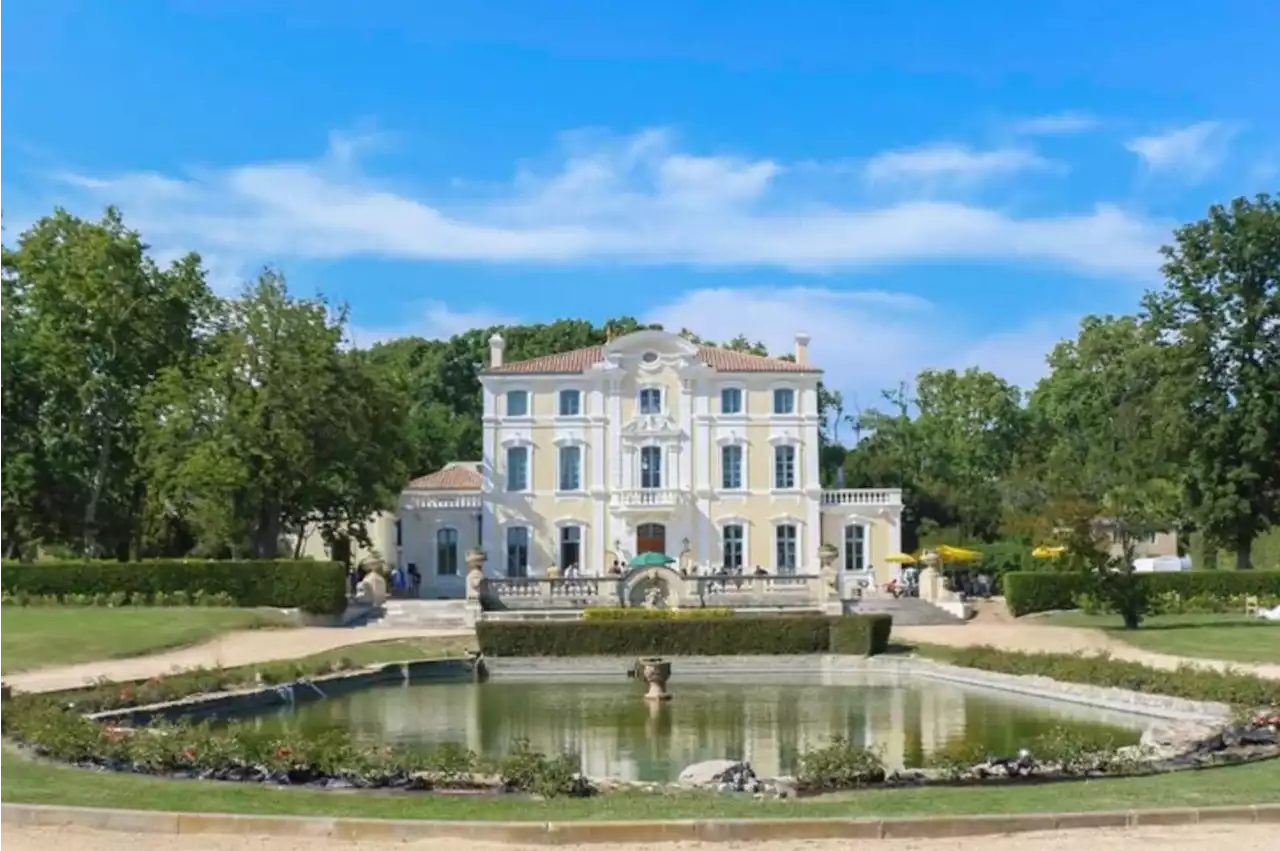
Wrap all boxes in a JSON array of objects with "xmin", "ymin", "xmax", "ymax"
[{"xmin": 253, "ymin": 677, "xmax": 1143, "ymax": 783}]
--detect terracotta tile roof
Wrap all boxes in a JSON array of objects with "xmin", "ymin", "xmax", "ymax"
[
  {"xmin": 406, "ymin": 462, "xmax": 482, "ymax": 491},
  {"xmin": 485, "ymin": 345, "xmax": 820, "ymax": 375}
]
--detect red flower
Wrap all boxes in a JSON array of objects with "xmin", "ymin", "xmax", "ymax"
[
  {"xmin": 182, "ymin": 748, "xmax": 196, "ymax": 761},
  {"xmin": 275, "ymin": 746, "xmax": 291, "ymax": 759}
]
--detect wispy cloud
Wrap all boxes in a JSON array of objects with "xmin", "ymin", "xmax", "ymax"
[
  {"xmin": 1010, "ymin": 112, "xmax": 1099, "ymax": 136},
  {"xmin": 347, "ymin": 300, "xmax": 518, "ymax": 347},
  {"xmin": 1125, "ymin": 121, "xmax": 1240, "ymax": 180},
  {"xmin": 863, "ymin": 143, "xmax": 1058, "ymax": 188},
  {"xmin": 47, "ymin": 128, "xmax": 1163, "ymax": 281}
]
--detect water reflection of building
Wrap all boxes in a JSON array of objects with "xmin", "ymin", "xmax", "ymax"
[{"xmin": 289, "ymin": 676, "xmax": 1142, "ymax": 783}]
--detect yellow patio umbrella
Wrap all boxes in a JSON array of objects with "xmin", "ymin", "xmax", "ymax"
[
  {"xmin": 1031, "ymin": 545, "xmax": 1067, "ymax": 559},
  {"xmin": 935, "ymin": 544, "xmax": 983, "ymax": 563},
  {"xmin": 884, "ymin": 552, "xmax": 918, "ymax": 564}
]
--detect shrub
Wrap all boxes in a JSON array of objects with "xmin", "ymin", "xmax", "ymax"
[
  {"xmin": 0, "ymin": 559, "xmax": 347, "ymax": 614},
  {"xmin": 917, "ymin": 644, "xmax": 1280, "ymax": 708},
  {"xmin": 797, "ymin": 736, "xmax": 886, "ymax": 791},
  {"xmin": 580, "ymin": 607, "xmax": 734, "ymax": 621},
  {"xmin": 477, "ymin": 614, "xmax": 892, "ymax": 657},
  {"xmin": 1002, "ymin": 570, "xmax": 1280, "ymax": 617},
  {"xmin": 1003, "ymin": 573, "xmax": 1089, "ymax": 616},
  {"xmin": 829, "ymin": 614, "xmax": 893, "ymax": 656}
]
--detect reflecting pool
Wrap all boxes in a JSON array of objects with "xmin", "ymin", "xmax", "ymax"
[{"xmin": 249, "ymin": 676, "xmax": 1144, "ymax": 783}]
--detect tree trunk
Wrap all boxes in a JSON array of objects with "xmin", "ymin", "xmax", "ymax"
[
  {"xmin": 293, "ymin": 522, "xmax": 307, "ymax": 559},
  {"xmin": 82, "ymin": 428, "xmax": 114, "ymax": 557},
  {"xmin": 1235, "ymin": 535, "xmax": 1254, "ymax": 570}
]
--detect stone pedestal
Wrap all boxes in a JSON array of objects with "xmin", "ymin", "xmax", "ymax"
[
  {"xmin": 465, "ymin": 548, "xmax": 487, "ymax": 601},
  {"xmin": 639, "ymin": 657, "xmax": 672, "ymax": 701}
]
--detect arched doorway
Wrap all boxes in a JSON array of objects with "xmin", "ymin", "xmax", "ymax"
[{"xmin": 636, "ymin": 523, "xmax": 666, "ymax": 555}]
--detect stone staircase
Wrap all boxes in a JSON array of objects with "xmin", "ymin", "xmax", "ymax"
[
  {"xmin": 845, "ymin": 596, "xmax": 968, "ymax": 626},
  {"xmin": 361, "ymin": 599, "xmax": 473, "ymax": 631}
]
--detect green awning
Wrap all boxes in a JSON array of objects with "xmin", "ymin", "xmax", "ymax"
[{"xmin": 628, "ymin": 552, "xmax": 675, "ymax": 568}]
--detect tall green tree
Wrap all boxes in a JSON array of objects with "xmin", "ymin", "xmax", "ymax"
[
  {"xmin": 1020, "ymin": 315, "xmax": 1185, "ymax": 550},
  {"xmin": 1, "ymin": 208, "xmax": 212, "ymax": 558},
  {"xmin": 137, "ymin": 270, "xmax": 410, "ymax": 558},
  {"xmin": 1144, "ymin": 195, "xmax": 1280, "ymax": 569}
]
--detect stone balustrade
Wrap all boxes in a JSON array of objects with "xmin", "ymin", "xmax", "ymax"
[
  {"xmin": 819, "ymin": 488, "xmax": 902, "ymax": 506},
  {"xmin": 478, "ymin": 571, "xmax": 830, "ymax": 612}
]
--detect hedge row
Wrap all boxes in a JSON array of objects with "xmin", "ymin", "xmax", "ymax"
[
  {"xmin": 1003, "ymin": 570, "xmax": 1280, "ymax": 617},
  {"xmin": 476, "ymin": 613, "xmax": 893, "ymax": 657},
  {"xmin": 0, "ymin": 559, "xmax": 348, "ymax": 614},
  {"xmin": 916, "ymin": 644, "xmax": 1280, "ymax": 708}
]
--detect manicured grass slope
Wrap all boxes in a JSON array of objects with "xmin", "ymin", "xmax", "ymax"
[
  {"xmin": 1, "ymin": 607, "xmax": 294, "ymax": 673},
  {"xmin": 1039, "ymin": 612, "xmax": 1280, "ymax": 665}
]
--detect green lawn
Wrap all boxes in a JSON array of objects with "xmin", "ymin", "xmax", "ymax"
[
  {"xmin": 1038, "ymin": 612, "xmax": 1280, "ymax": 665},
  {"xmin": 1, "ymin": 607, "xmax": 295, "ymax": 674},
  {"xmin": 3, "ymin": 747, "xmax": 1277, "ymax": 821}
]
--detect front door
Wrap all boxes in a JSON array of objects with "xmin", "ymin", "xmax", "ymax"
[{"xmin": 636, "ymin": 523, "xmax": 666, "ymax": 555}]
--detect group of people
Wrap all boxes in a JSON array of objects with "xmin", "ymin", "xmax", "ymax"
[{"xmin": 347, "ymin": 563, "xmax": 422, "ymax": 598}]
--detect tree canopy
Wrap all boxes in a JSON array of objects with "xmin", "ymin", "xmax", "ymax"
[{"xmin": 3, "ymin": 196, "xmax": 1277, "ymax": 567}]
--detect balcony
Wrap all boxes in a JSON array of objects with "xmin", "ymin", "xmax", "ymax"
[
  {"xmin": 820, "ymin": 489, "xmax": 902, "ymax": 508},
  {"xmin": 611, "ymin": 488, "xmax": 684, "ymax": 511}
]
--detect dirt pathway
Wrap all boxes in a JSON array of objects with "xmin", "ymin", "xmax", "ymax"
[
  {"xmin": 4, "ymin": 823, "xmax": 1273, "ymax": 851},
  {"xmin": 4, "ymin": 627, "xmax": 475, "ymax": 694},
  {"xmin": 894, "ymin": 622, "xmax": 1280, "ymax": 680}
]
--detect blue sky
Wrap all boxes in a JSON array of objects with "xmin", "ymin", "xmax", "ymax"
[{"xmin": 5, "ymin": 0, "xmax": 1278, "ymax": 409}]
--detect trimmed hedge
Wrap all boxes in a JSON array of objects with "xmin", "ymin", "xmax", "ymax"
[
  {"xmin": 476, "ymin": 613, "xmax": 892, "ymax": 657},
  {"xmin": 1004, "ymin": 569, "xmax": 1280, "ymax": 617},
  {"xmin": 0, "ymin": 559, "xmax": 347, "ymax": 615}
]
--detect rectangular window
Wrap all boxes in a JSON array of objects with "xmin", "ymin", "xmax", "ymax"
[
  {"xmin": 640, "ymin": 445, "xmax": 663, "ymax": 489},
  {"xmin": 776, "ymin": 524, "xmax": 797, "ymax": 575},
  {"xmin": 559, "ymin": 525, "xmax": 582, "ymax": 571},
  {"xmin": 506, "ymin": 446, "xmax": 529, "ymax": 492},
  {"xmin": 773, "ymin": 388, "xmax": 796, "ymax": 415},
  {"xmin": 436, "ymin": 528, "xmax": 459, "ymax": 576},
  {"xmin": 721, "ymin": 387, "xmax": 743, "ymax": 415},
  {"xmin": 395, "ymin": 519, "xmax": 403, "ymax": 548},
  {"xmin": 506, "ymin": 390, "xmax": 529, "ymax": 417},
  {"xmin": 844, "ymin": 524, "xmax": 866, "ymax": 572},
  {"xmin": 774, "ymin": 445, "xmax": 796, "ymax": 489},
  {"xmin": 721, "ymin": 445, "xmax": 743, "ymax": 490},
  {"xmin": 558, "ymin": 445, "xmax": 582, "ymax": 491},
  {"xmin": 558, "ymin": 389, "xmax": 581, "ymax": 417},
  {"xmin": 639, "ymin": 387, "xmax": 662, "ymax": 415},
  {"xmin": 723, "ymin": 524, "xmax": 744, "ymax": 572},
  {"xmin": 506, "ymin": 527, "xmax": 529, "ymax": 578}
]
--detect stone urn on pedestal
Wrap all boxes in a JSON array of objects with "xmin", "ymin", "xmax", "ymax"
[
  {"xmin": 464, "ymin": 547, "xmax": 488, "ymax": 601},
  {"xmin": 638, "ymin": 657, "xmax": 672, "ymax": 701}
]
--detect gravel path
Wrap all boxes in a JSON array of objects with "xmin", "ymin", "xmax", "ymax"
[
  {"xmin": 4, "ymin": 824, "xmax": 1274, "ymax": 851},
  {"xmin": 894, "ymin": 623, "xmax": 1280, "ymax": 680},
  {"xmin": 4, "ymin": 627, "xmax": 475, "ymax": 694}
]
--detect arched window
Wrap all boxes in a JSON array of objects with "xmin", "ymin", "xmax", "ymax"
[{"xmin": 723, "ymin": 524, "xmax": 744, "ymax": 572}]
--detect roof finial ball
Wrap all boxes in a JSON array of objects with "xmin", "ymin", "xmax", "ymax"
[{"xmin": 488, "ymin": 332, "xmax": 505, "ymax": 369}]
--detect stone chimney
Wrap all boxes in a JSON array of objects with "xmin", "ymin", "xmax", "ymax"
[
  {"xmin": 794, "ymin": 332, "xmax": 811, "ymax": 365},
  {"xmin": 488, "ymin": 333, "xmax": 505, "ymax": 369}
]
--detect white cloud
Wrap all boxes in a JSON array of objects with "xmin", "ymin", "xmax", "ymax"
[
  {"xmin": 1010, "ymin": 112, "xmax": 1099, "ymax": 136},
  {"xmin": 48, "ymin": 128, "xmax": 1165, "ymax": 282},
  {"xmin": 864, "ymin": 144, "xmax": 1057, "ymax": 187},
  {"xmin": 347, "ymin": 300, "xmax": 518, "ymax": 347},
  {"xmin": 645, "ymin": 286, "xmax": 1074, "ymax": 409},
  {"xmin": 1125, "ymin": 121, "xmax": 1239, "ymax": 179}
]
